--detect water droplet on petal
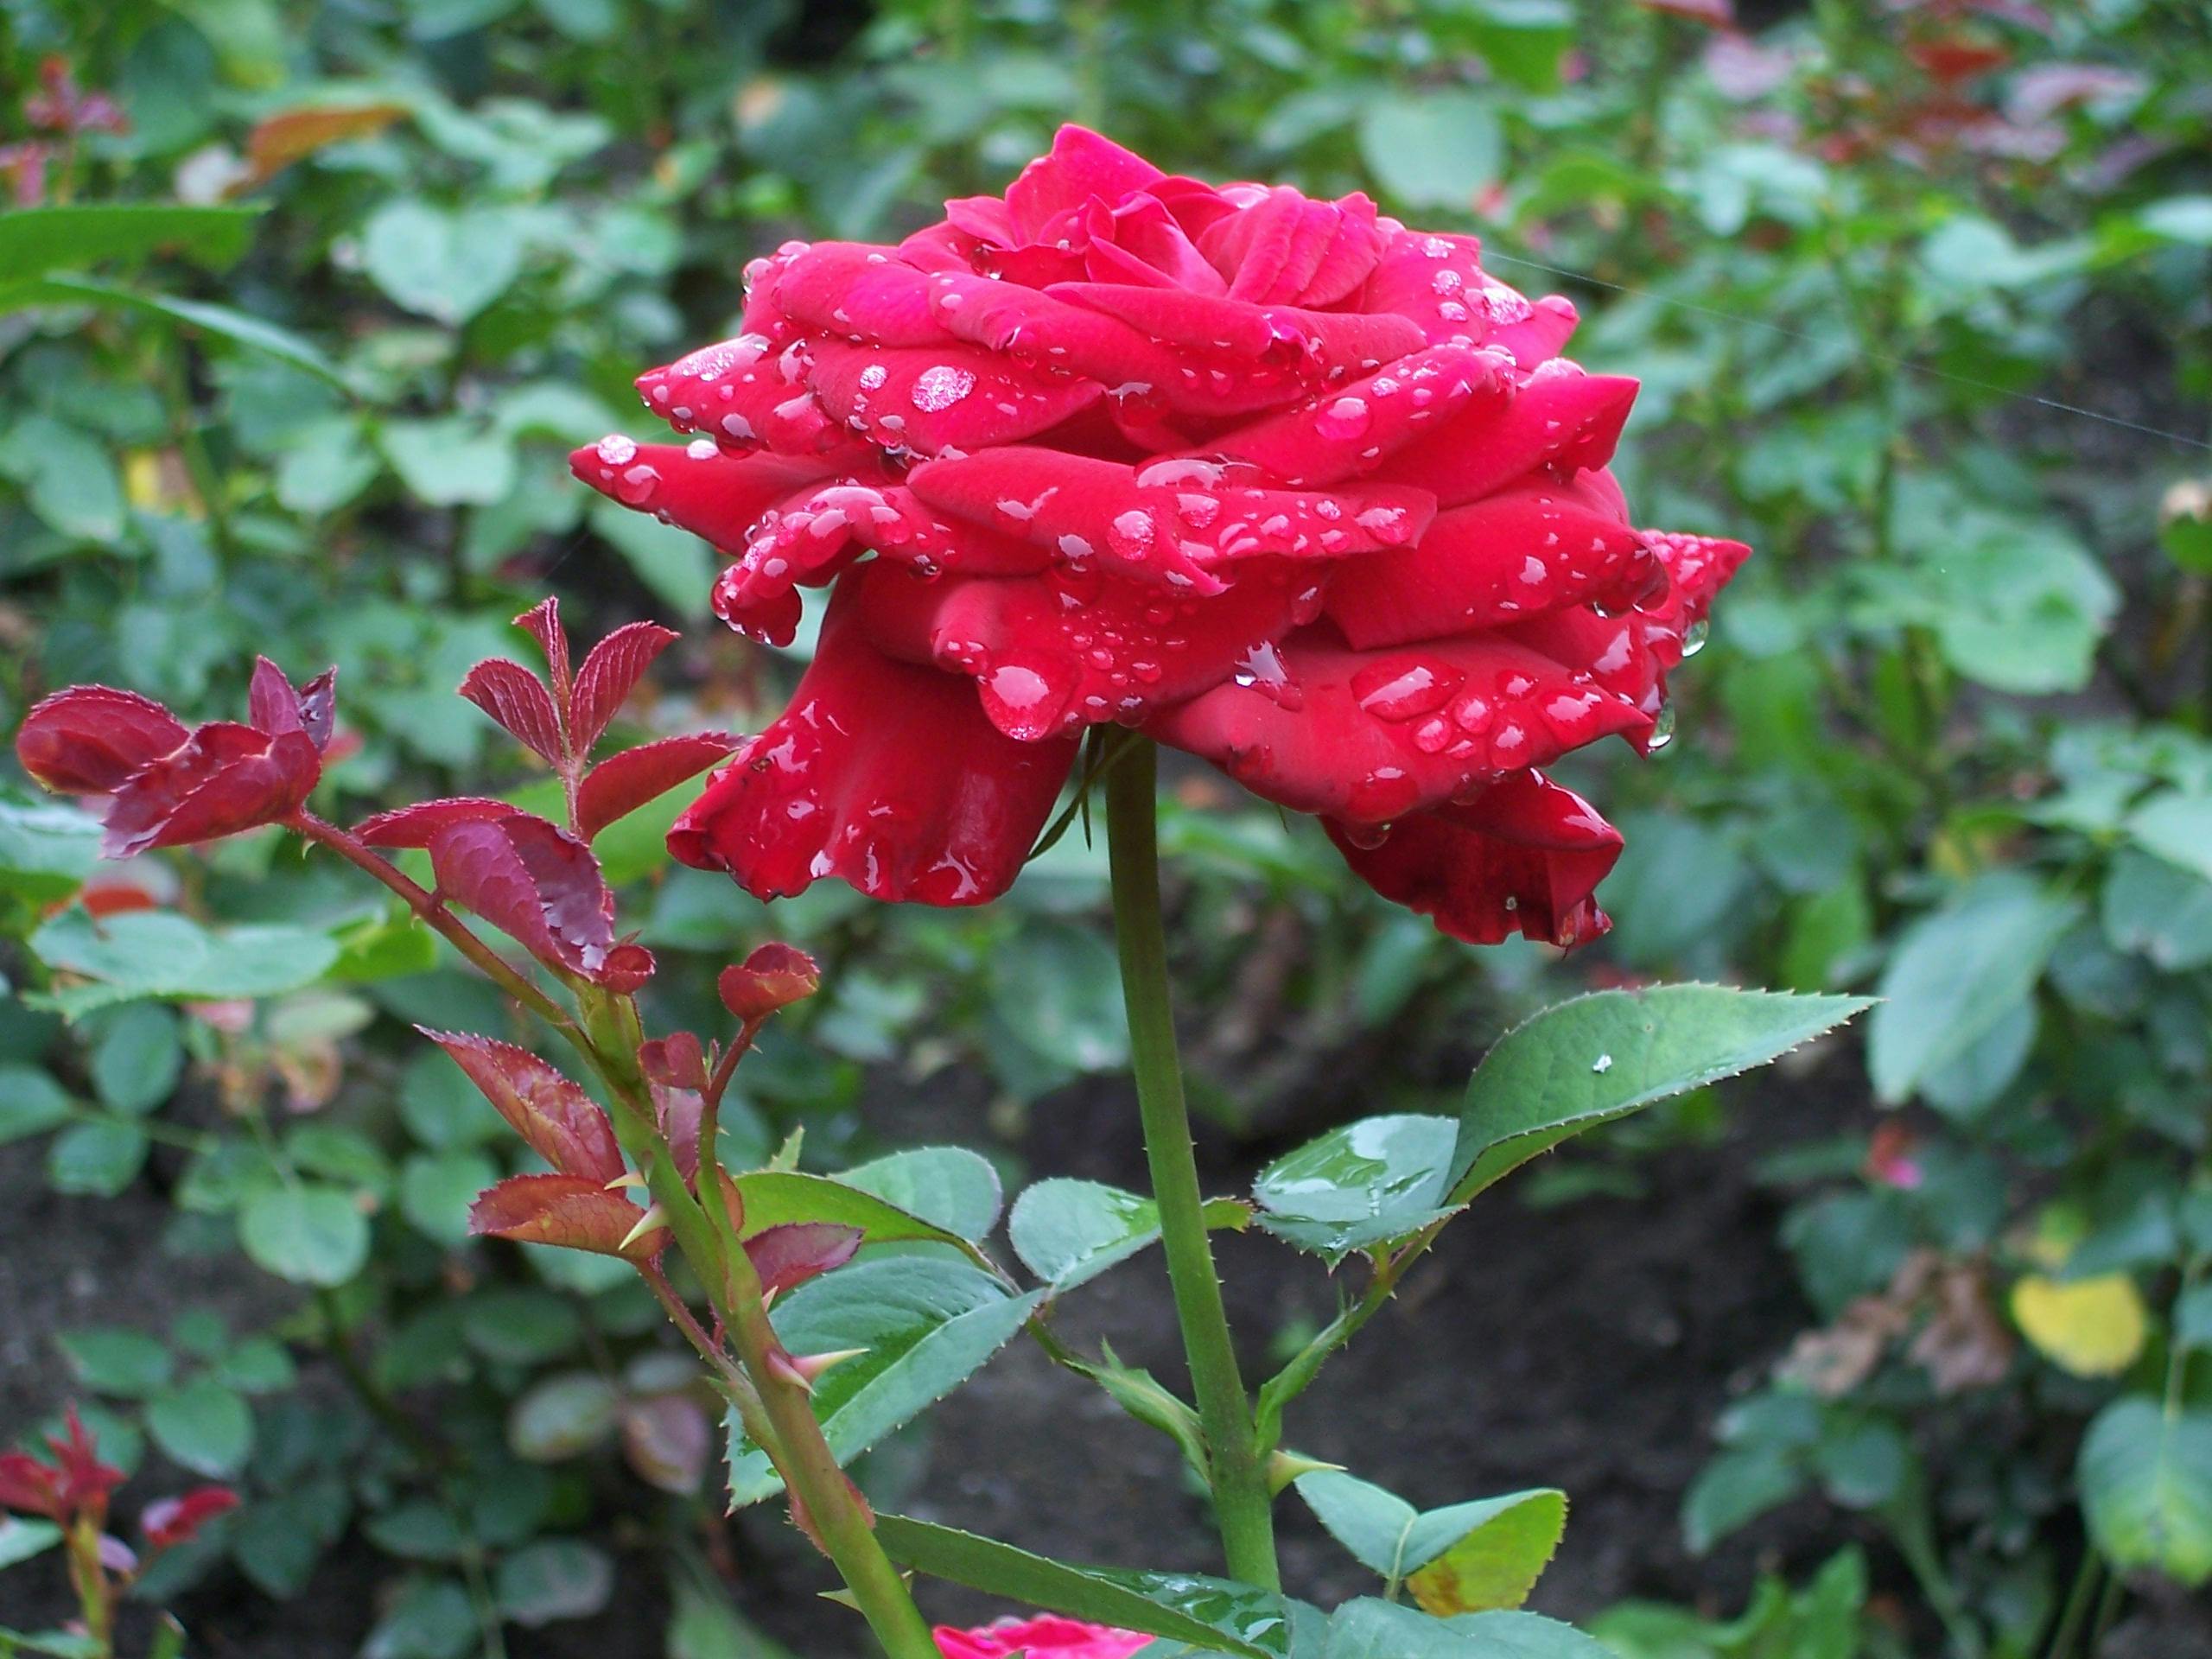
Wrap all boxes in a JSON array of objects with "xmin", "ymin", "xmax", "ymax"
[
  {"xmin": 1314, "ymin": 396, "xmax": 1371, "ymax": 441},
  {"xmin": 912, "ymin": 365, "xmax": 976, "ymax": 411}
]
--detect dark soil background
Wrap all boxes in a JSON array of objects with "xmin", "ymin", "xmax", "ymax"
[{"xmin": 5, "ymin": 1052, "xmax": 2206, "ymax": 1656}]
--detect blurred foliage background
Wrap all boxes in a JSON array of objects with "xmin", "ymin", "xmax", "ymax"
[{"xmin": 2, "ymin": 0, "xmax": 2210, "ymax": 1656}]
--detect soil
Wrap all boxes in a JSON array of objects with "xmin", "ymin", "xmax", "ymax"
[{"xmin": 5, "ymin": 1051, "xmax": 2208, "ymax": 1657}]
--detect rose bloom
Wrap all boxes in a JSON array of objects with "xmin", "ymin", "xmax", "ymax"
[
  {"xmin": 935, "ymin": 1616, "xmax": 1152, "ymax": 1659},
  {"xmin": 575, "ymin": 126, "xmax": 1745, "ymax": 946}
]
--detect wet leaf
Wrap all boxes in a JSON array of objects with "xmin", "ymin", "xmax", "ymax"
[
  {"xmin": 1254, "ymin": 1116, "xmax": 1459, "ymax": 1263},
  {"xmin": 1451, "ymin": 987, "xmax": 1871, "ymax": 1200},
  {"xmin": 1009, "ymin": 1178, "xmax": 1166, "ymax": 1289},
  {"xmin": 426, "ymin": 810, "xmax": 616, "ymax": 978}
]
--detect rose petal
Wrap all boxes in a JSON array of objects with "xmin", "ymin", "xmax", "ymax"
[
  {"xmin": 668, "ymin": 582, "xmax": 1077, "ymax": 904},
  {"xmin": 805, "ymin": 340, "xmax": 1104, "ymax": 456},
  {"xmin": 1149, "ymin": 622, "xmax": 1649, "ymax": 823},
  {"xmin": 569, "ymin": 441, "xmax": 849, "ymax": 552},
  {"xmin": 1378, "ymin": 362, "xmax": 1639, "ymax": 510},
  {"xmin": 1207, "ymin": 345, "xmax": 1509, "ymax": 487}
]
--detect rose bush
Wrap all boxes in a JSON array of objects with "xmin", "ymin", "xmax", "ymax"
[{"xmin": 574, "ymin": 125, "xmax": 1746, "ymax": 947}]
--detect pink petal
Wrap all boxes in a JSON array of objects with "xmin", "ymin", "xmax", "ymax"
[
  {"xmin": 774, "ymin": 242, "xmax": 953, "ymax": 348},
  {"xmin": 805, "ymin": 340, "xmax": 1104, "ymax": 456}
]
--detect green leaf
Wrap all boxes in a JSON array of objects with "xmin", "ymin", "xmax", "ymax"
[
  {"xmin": 360, "ymin": 200, "xmax": 524, "ymax": 325},
  {"xmin": 1450, "ymin": 988, "xmax": 1871, "ymax": 1199},
  {"xmin": 495, "ymin": 1539, "xmax": 614, "ymax": 1625},
  {"xmin": 0, "ymin": 1517, "xmax": 63, "ymax": 1571},
  {"xmin": 47, "ymin": 1120, "xmax": 149, "ymax": 1196},
  {"xmin": 2102, "ymin": 849, "xmax": 2212, "ymax": 970},
  {"xmin": 0, "ymin": 204, "xmax": 264, "ymax": 282},
  {"xmin": 1866, "ymin": 875, "xmax": 2077, "ymax": 1104},
  {"xmin": 238, "ymin": 1185, "xmax": 371, "ymax": 1287},
  {"xmin": 729, "ymin": 1167, "xmax": 995, "ymax": 1269},
  {"xmin": 1327, "ymin": 1601, "xmax": 1612, "ymax": 1658},
  {"xmin": 992, "ymin": 922, "xmax": 1128, "ymax": 1072},
  {"xmin": 210, "ymin": 1335, "xmax": 297, "ymax": 1394},
  {"xmin": 362, "ymin": 1577, "xmax": 476, "ymax": 1659},
  {"xmin": 147, "ymin": 1380, "xmax": 253, "ymax": 1477},
  {"xmin": 587, "ymin": 497, "xmax": 711, "ymax": 617},
  {"xmin": 57, "ymin": 1326, "xmax": 173, "ymax": 1396},
  {"xmin": 0, "ymin": 801, "xmax": 101, "ymax": 903},
  {"xmin": 1682, "ymin": 1444, "xmax": 1806, "ymax": 1556},
  {"xmin": 0, "ymin": 276, "xmax": 347, "ymax": 389},
  {"xmin": 872, "ymin": 1515, "xmax": 1289, "ymax": 1656},
  {"xmin": 1357, "ymin": 92, "xmax": 1502, "ymax": 209},
  {"xmin": 2129, "ymin": 791, "xmax": 2212, "ymax": 885},
  {"xmin": 2078, "ymin": 1397, "xmax": 2212, "ymax": 1587},
  {"xmin": 727, "ymin": 1258, "xmax": 1041, "ymax": 1504},
  {"xmin": 379, "ymin": 416, "xmax": 518, "ymax": 506},
  {"xmin": 508, "ymin": 1373, "xmax": 620, "ymax": 1462},
  {"xmin": 0, "ymin": 1065, "xmax": 73, "ymax": 1146},
  {"xmin": 1007, "ymin": 1179, "xmax": 1244, "ymax": 1291},
  {"xmin": 840, "ymin": 1146, "xmax": 1003, "ymax": 1241},
  {"xmin": 29, "ymin": 909, "xmax": 340, "ymax": 1018},
  {"xmin": 0, "ymin": 415, "xmax": 124, "ymax": 542},
  {"xmin": 398, "ymin": 1149, "xmax": 500, "ymax": 1247},
  {"xmin": 1294, "ymin": 1474, "xmax": 1565, "ymax": 1611},
  {"xmin": 87, "ymin": 1003, "xmax": 181, "ymax": 1116},
  {"xmin": 1255, "ymin": 1116, "xmax": 1459, "ymax": 1263}
]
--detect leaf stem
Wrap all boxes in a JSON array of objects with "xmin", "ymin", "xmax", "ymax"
[{"xmin": 1103, "ymin": 738, "xmax": 1279, "ymax": 1590}]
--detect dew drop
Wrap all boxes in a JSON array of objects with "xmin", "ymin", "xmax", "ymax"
[
  {"xmin": 1314, "ymin": 396, "xmax": 1371, "ymax": 441},
  {"xmin": 912, "ymin": 365, "xmax": 976, "ymax": 411}
]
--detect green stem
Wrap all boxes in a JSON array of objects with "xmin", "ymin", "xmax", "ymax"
[
  {"xmin": 2044, "ymin": 1549, "xmax": 2101, "ymax": 1659},
  {"xmin": 1104, "ymin": 738, "xmax": 1280, "ymax": 1590}
]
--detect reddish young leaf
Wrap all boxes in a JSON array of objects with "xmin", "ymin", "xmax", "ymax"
[
  {"xmin": 469, "ymin": 1173, "xmax": 667, "ymax": 1260},
  {"xmin": 718, "ymin": 942, "xmax": 823, "ymax": 1021},
  {"xmin": 248, "ymin": 659, "xmax": 340, "ymax": 751},
  {"xmin": 427, "ymin": 810, "xmax": 617, "ymax": 977},
  {"xmin": 569, "ymin": 621, "xmax": 677, "ymax": 757},
  {"xmin": 619, "ymin": 1393, "xmax": 711, "ymax": 1494},
  {"xmin": 516, "ymin": 597, "xmax": 571, "ymax": 703},
  {"xmin": 99, "ymin": 722, "xmax": 321, "ymax": 858},
  {"xmin": 420, "ymin": 1029, "xmax": 624, "ymax": 1182},
  {"xmin": 599, "ymin": 941, "xmax": 657, "ymax": 994},
  {"xmin": 142, "ymin": 1486, "xmax": 239, "ymax": 1548},
  {"xmin": 745, "ymin": 1222, "xmax": 863, "ymax": 1299},
  {"xmin": 353, "ymin": 797, "xmax": 518, "ymax": 848},
  {"xmin": 15, "ymin": 685, "xmax": 188, "ymax": 793},
  {"xmin": 575, "ymin": 731, "xmax": 741, "ymax": 839},
  {"xmin": 639, "ymin": 1031, "xmax": 709, "ymax": 1091},
  {"xmin": 655, "ymin": 1085, "xmax": 704, "ymax": 1182},
  {"xmin": 458, "ymin": 658, "xmax": 566, "ymax": 768}
]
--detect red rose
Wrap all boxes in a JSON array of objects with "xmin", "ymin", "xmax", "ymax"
[
  {"xmin": 577, "ymin": 126, "xmax": 1746, "ymax": 945},
  {"xmin": 934, "ymin": 1616, "xmax": 1152, "ymax": 1659}
]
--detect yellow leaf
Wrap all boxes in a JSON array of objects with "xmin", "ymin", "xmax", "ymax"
[{"xmin": 2011, "ymin": 1273, "xmax": 2149, "ymax": 1377}]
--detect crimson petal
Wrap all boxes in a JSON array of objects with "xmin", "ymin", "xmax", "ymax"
[
  {"xmin": 668, "ymin": 582, "xmax": 1077, "ymax": 905},
  {"xmin": 1326, "ymin": 770, "xmax": 1623, "ymax": 947}
]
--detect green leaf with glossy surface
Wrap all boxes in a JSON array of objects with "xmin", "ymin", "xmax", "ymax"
[
  {"xmin": 1451, "ymin": 988, "xmax": 1870, "ymax": 1199},
  {"xmin": 0, "ymin": 802, "xmax": 100, "ymax": 903},
  {"xmin": 2078, "ymin": 1397, "xmax": 2212, "ymax": 1586},
  {"xmin": 727, "ymin": 1258, "xmax": 1040, "ymax": 1504},
  {"xmin": 1255, "ymin": 1116, "xmax": 1459, "ymax": 1262},
  {"xmin": 1325, "ymin": 1601, "xmax": 1613, "ymax": 1658},
  {"xmin": 728, "ymin": 1167, "xmax": 994, "ymax": 1269},
  {"xmin": 874, "ymin": 1516, "xmax": 1289, "ymax": 1656}
]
